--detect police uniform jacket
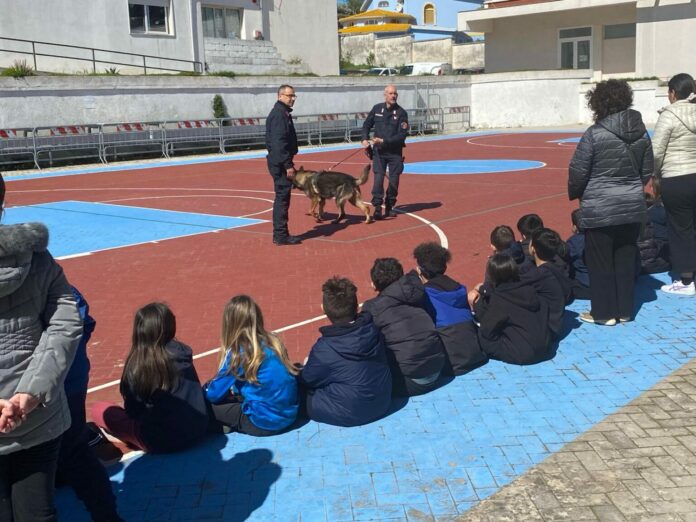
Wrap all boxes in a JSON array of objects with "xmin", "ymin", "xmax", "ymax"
[
  {"xmin": 266, "ymin": 100, "xmax": 298, "ymax": 169},
  {"xmin": 361, "ymin": 102, "xmax": 409, "ymax": 154}
]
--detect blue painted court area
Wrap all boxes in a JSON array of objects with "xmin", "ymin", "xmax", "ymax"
[
  {"xmin": 550, "ymin": 137, "xmax": 581, "ymax": 144},
  {"xmin": 3, "ymin": 201, "xmax": 264, "ymax": 258},
  {"xmin": 55, "ymin": 272, "xmax": 696, "ymax": 521},
  {"xmin": 404, "ymin": 159, "xmax": 545, "ymax": 175}
]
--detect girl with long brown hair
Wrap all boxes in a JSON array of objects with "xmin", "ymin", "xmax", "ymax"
[
  {"xmin": 204, "ymin": 295, "xmax": 299, "ymax": 435},
  {"xmin": 91, "ymin": 303, "xmax": 208, "ymax": 452}
]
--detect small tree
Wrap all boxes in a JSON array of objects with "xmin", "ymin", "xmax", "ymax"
[
  {"xmin": 366, "ymin": 52, "xmax": 376, "ymax": 68},
  {"xmin": 212, "ymin": 94, "xmax": 227, "ymax": 120}
]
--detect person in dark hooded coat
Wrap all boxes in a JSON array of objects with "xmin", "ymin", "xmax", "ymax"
[
  {"xmin": 489, "ymin": 225, "xmax": 535, "ymax": 279},
  {"xmin": 363, "ymin": 258, "xmax": 445, "ymax": 397},
  {"xmin": 569, "ymin": 79, "xmax": 653, "ymax": 325},
  {"xmin": 473, "ymin": 254, "xmax": 554, "ymax": 366},
  {"xmin": 300, "ymin": 277, "xmax": 392, "ymax": 427}
]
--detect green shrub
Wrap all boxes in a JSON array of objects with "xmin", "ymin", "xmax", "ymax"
[{"xmin": 212, "ymin": 94, "xmax": 227, "ymax": 119}]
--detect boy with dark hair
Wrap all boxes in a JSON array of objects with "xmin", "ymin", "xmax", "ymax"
[
  {"xmin": 300, "ymin": 277, "xmax": 392, "ymax": 427},
  {"xmin": 524, "ymin": 228, "xmax": 574, "ymax": 339},
  {"xmin": 516, "ymin": 213, "xmax": 544, "ymax": 259},
  {"xmin": 413, "ymin": 242, "xmax": 488, "ymax": 375},
  {"xmin": 490, "ymin": 225, "xmax": 534, "ymax": 276},
  {"xmin": 363, "ymin": 258, "xmax": 445, "ymax": 397},
  {"xmin": 566, "ymin": 209, "xmax": 591, "ymax": 294}
]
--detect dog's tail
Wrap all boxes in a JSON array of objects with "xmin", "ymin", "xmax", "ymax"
[{"xmin": 356, "ymin": 164, "xmax": 370, "ymax": 186}]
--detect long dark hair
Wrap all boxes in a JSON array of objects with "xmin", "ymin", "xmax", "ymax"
[
  {"xmin": 120, "ymin": 302, "xmax": 179, "ymax": 400},
  {"xmin": 486, "ymin": 253, "xmax": 520, "ymax": 286},
  {"xmin": 668, "ymin": 73, "xmax": 696, "ymax": 102},
  {"xmin": 0, "ymin": 172, "xmax": 5, "ymax": 210},
  {"xmin": 586, "ymin": 79, "xmax": 633, "ymax": 122}
]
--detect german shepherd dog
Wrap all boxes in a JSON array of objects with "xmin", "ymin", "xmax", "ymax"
[{"xmin": 292, "ymin": 165, "xmax": 372, "ymax": 224}]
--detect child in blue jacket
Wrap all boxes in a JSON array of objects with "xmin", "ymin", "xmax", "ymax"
[
  {"xmin": 413, "ymin": 242, "xmax": 488, "ymax": 375},
  {"xmin": 205, "ymin": 295, "xmax": 298, "ymax": 436},
  {"xmin": 300, "ymin": 277, "xmax": 392, "ymax": 427}
]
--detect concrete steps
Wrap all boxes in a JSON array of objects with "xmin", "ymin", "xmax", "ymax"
[{"xmin": 204, "ymin": 38, "xmax": 306, "ymax": 75}]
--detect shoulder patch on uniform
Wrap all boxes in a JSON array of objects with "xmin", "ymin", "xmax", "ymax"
[{"xmin": 401, "ymin": 122, "xmax": 409, "ymax": 129}]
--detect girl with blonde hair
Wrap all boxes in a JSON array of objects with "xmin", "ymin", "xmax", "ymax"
[{"xmin": 204, "ymin": 295, "xmax": 299, "ymax": 435}]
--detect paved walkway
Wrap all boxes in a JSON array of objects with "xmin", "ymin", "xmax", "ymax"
[{"xmin": 55, "ymin": 271, "xmax": 696, "ymax": 521}]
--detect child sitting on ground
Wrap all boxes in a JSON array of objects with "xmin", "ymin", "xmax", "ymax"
[
  {"xmin": 58, "ymin": 287, "xmax": 122, "ymax": 522},
  {"xmin": 517, "ymin": 213, "xmax": 544, "ymax": 261},
  {"xmin": 413, "ymin": 242, "xmax": 488, "ymax": 375},
  {"xmin": 638, "ymin": 192, "xmax": 671, "ymax": 274},
  {"xmin": 525, "ymin": 228, "xmax": 574, "ymax": 341},
  {"xmin": 566, "ymin": 209, "xmax": 590, "ymax": 295},
  {"xmin": 300, "ymin": 277, "xmax": 392, "ymax": 427},
  {"xmin": 489, "ymin": 225, "xmax": 534, "ymax": 277},
  {"xmin": 91, "ymin": 303, "xmax": 209, "ymax": 453},
  {"xmin": 204, "ymin": 295, "xmax": 299, "ymax": 436},
  {"xmin": 363, "ymin": 258, "xmax": 446, "ymax": 397},
  {"xmin": 471, "ymin": 253, "xmax": 554, "ymax": 366}
]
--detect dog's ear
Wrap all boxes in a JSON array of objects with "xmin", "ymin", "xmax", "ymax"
[{"xmin": 298, "ymin": 165, "xmax": 304, "ymax": 172}]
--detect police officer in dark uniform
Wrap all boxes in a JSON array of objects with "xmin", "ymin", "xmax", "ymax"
[
  {"xmin": 361, "ymin": 84, "xmax": 409, "ymax": 220},
  {"xmin": 266, "ymin": 84, "xmax": 301, "ymax": 245}
]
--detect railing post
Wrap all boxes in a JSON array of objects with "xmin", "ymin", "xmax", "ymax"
[
  {"xmin": 32, "ymin": 42, "xmax": 37, "ymax": 71},
  {"xmin": 92, "ymin": 49, "xmax": 96, "ymax": 73},
  {"xmin": 143, "ymin": 56, "xmax": 147, "ymax": 75}
]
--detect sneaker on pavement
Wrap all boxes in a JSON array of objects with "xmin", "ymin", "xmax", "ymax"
[
  {"xmin": 661, "ymin": 280, "xmax": 696, "ymax": 296},
  {"xmin": 579, "ymin": 311, "xmax": 616, "ymax": 326},
  {"xmin": 372, "ymin": 206, "xmax": 383, "ymax": 220}
]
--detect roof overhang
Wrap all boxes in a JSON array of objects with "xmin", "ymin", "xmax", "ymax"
[{"xmin": 459, "ymin": 0, "xmax": 636, "ymax": 32}]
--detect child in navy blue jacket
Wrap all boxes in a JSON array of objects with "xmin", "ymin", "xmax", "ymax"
[
  {"xmin": 516, "ymin": 213, "xmax": 544, "ymax": 261},
  {"xmin": 57, "ymin": 287, "xmax": 122, "ymax": 521},
  {"xmin": 566, "ymin": 209, "xmax": 591, "ymax": 298},
  {"xmin": 413, "ymin": 242, "xmax": 488, "ymax": 375},
  {"xmin": 363, "ymin": 258, "xmax": 445, "ymax": 397},
  {"xmin": 300, "ymin": 277, "xmax": 392, "ymax": 427},
  {"xmin": 489, "ymin": 225, "xmax": 535, "ymax": 278},
  {"xmin": 205, "ymin": 295, "xmax": 299, "ymax": 436}
]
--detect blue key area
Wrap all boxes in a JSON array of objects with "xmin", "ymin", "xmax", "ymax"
[
  {"xmin": 54, "ymin": 272, "xmax": 696, "ymax": 520},
  {"xmin": 550, "ymin": 137, "xmax": 581, "ymax": 144},
  {"xmin": 2, "ymin": 201, "xmax": 264, "ymax": 258},
  {"xmin": 403, "ymin": 159, "xmax": 545, "ymax": 175}
]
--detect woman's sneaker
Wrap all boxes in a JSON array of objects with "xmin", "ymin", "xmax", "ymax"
[
  {"xmin": 579, "ymin": 312, "xmax": 616, "ymax": 326},
  {"xmin": 661, "ymin": 280, "xmax": 696, "ymax": 296}
]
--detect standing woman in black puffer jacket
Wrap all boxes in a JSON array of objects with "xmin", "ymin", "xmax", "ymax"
[{"xmin": 569, "ymin": 80, "xmax": 654, "ymax": 326}]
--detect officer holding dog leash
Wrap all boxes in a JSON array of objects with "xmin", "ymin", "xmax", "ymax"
[{"xmin": 361, "ymin": 84, "xmax": 409, "ymax": 220}]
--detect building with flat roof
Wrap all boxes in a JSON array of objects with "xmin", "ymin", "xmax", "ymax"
[{"xmin": 458, "ymin": 0, "xmax": 696, "ymax": 79}]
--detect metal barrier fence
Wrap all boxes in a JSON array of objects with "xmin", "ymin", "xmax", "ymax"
[{"xmin": 0, "ymin": 107, "xmax": 468, "ymax": 169}]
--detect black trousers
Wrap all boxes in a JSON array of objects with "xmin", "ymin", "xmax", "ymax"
[
  {"xmin": 371, "ymin": 150, "xmax": 403, "ymax": 208},
  {"xmin": 210, "ymin": 397, "xmax": 278, "ymax": 437},
  {"xmin": 661, "ymin": 173, "xmax": 696, "ymax": 274},
  {"xmin": 56, "ymin": 390, "xmax": 122, "ymax": 522},
  {"xmin": 585, "ymin": 223, "xmax": 640, "ymax": 320},
  {"xmin": 0, "ymin": 436, "xmax": 62, "ymax": 522},
  {"xmin": 267, "ymin": 159, "xmax": 293, "ymax": 239}
]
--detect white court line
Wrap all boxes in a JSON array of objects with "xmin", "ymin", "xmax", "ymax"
[
  {"xmin": 86, "ymin": 206, "xmax": 449, "ymax": 394},
  {"xmin": 466, "ymin": 134, "xmax": 564, "ymax": 150}
]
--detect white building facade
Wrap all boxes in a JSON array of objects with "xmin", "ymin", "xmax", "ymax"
[
  {"xmin": 0, "ymin": 0, "xmax": 339, "ymax": 76},
  {"xmin": 458, "ymin": 0, "xmax": 696, "ymax": 79}
]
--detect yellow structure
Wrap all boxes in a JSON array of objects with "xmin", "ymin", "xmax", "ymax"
[{"xmin": 339, "ymin": 8, "xmax": 416, "ymax": 35}]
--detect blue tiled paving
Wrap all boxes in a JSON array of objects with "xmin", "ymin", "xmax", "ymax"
[
  {"xmin": 56, "ymin": 272, "xmax": 696, "ymax": 520},
  {"xmin": 2, "ymin": 201, "xmax": 264, "ymax": 258}
]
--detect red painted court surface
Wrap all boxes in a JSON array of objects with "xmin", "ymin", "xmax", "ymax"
[{"xmin": 6, "ymin": 131, "xmax": 581, "ymax": 409}]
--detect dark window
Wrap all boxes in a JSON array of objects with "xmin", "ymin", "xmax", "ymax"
[
  {"xmin": 129, "ymin": 4, "xmax": 146, "ymax": 33},
  {"xmin": 604, "ymin": 23, "xmax": 636, "ymax": 39}
]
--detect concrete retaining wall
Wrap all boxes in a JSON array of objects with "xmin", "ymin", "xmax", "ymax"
[{"xmin": 0, "ymin": 73, "xmax": 665, "ymax": 130}]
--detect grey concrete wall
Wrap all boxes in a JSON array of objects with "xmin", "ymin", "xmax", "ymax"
[
  {"xmin": 340, "ymin": 34, "xmax": 375, "ymax": 66},
  {"xmin": 453, "ymin": 42, "xmax": 484, "ymax": 70},
  {"xmin": 374, "ymin": 36, "xmax": 412, "ymax": 67},
  {"xmin": 412, "ymin": 38, "xmax": 451, "ymax": 63},
  {"xmin": 0, "ymin": 74, "xmax": 663, "ymax": 130}
]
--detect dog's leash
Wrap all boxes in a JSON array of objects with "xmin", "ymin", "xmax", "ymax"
[{"xmin": 325, "ymin": 145, "xmax": 369, "ymax": 172}]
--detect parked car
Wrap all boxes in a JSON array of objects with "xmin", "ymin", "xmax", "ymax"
[
  {"xmin": 364, "ymin": 67, "xmax": 399, "ymax": 76},
  {"xmin": 399, "ymin": 63, "xmax": 452, "ymax": 76},
  {"xmin": 454, "ymin": 67, "xmax": 484, "ymax": 75}
]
